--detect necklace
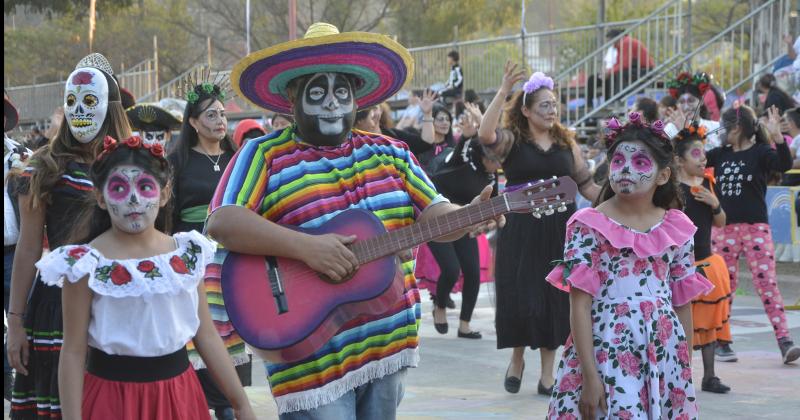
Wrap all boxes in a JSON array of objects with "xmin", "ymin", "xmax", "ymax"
[{"xmin": 196, "ymin": 146, "xmax": 223, "ymax": 172}]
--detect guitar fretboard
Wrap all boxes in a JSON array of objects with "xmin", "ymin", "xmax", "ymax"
[{"xmin": 348, "ymin": 195, "xmax": 510, "ymax": 265}]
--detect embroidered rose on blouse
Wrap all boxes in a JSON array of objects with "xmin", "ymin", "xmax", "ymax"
[
  {"xmin": 639, "ymin": 385, "xmax": 650, "ymax": 412},
  {"xmin": 614, "ymin": 302, "xmax": 630, "ymax": 317},
  {"xmin": 639, "ymin": 300, "xmax": 655, "ymax": 322},
  {"xmin": 616, "ymin": 409, "xmax": 634, "ymax": 420},
  {"xmin": 614, "ymin": 322, "xmax": 626, "ymax": 336},
  {"xmin": 596, "ymin": 349, "xmax": 608, "ymax": 364},
  {"xmin": 680, "ymin": 367, "xmax": 692, "ymax": 381},
  {"xmin": 652, "ymin": 258, "xmax": 667, "ymax": 280},
  {"xmin": 170, "ymin": 255, "xmax": 190, "ymax": 274},
  {"xmin": 556, "ymin": 413, "xmax": 577, "ymax": 420},
  {"xmin": 567, "ymin": 358, "xmax": 580, "ymax": 368},
  {"xmin": 632, "ymin": 259, "xmax": 648, "ymax": 275},
  {"xmin": 110, "ymin": 263, "xmax": 132, "ymax": 285},
  {"xmin": 65, "ymin": 246, "xmax": 89, "ymax": 266},
  {"xmin": 136, "ymin": 260, "xmax": 162, "ymax": 279},
  {"xmin": 647, "ymin": 342, "xmax": 658, "ymax": 363},
  {"xmin": 671, "ymin": 263, "xmax": 688, "ymax": 279}
]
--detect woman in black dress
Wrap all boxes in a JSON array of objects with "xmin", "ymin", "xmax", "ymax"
[
  {"xmin": 478, "ymin": 62, "xmax": 600, "ymax": 395},
  {"xmin": 168, "ymin": 81, "xmax": 245, "ymax": 420}
]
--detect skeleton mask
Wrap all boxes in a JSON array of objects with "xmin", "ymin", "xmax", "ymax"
[
  {"xmin": 293, "ymin": 72, "xmax": 356, "ymax": 146},
  {"xmin": 65, "ymin": 67, "xmax": 109, "ymax": 143}
]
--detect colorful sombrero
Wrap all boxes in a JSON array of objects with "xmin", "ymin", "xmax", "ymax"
[
  {"xmin": 232, "ymin": 22, "xmax": 414, "ymax": 114},
  {"xmin": 126, "ymin": 103, "xmax": 182, "ymax": 132},
  {"xmin": 4, "ymin": 94, "xmax": 19, "ymax": 132}
]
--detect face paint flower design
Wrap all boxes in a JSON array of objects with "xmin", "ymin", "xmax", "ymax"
[
  {"xmin": 103, "ymin": 164, "xmax": 162, "ymax": 234},
  {"xmin": 64, "ymin": 67, "xmax": 109, "ymax": 143},
  {"xmin": 609, "ymin": 141, "xmax": 658, "ymax": 196}
]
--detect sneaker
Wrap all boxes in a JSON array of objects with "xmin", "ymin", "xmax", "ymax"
[
  {"xmin": 779, "ymin": 339, "xmax": 800, "ymax": 365},
  {"xmin": 715, "ymin": 343, "xmax": 738, "ymax": 362},
  {"xmin": 701, "ymin": 376, "xmax": 731, "ymax": 394}
]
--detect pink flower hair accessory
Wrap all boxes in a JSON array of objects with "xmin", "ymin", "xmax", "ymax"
[
  {"xmin": 603, "ymin": 112, "xmax": 671, "ymax": 148},
  {"xmin": 522, "ymin": 72, "xmax": 554, "ymax": 103}
]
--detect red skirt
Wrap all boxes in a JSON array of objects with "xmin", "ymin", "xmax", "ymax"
[{"xmin": 82, "ymin": 366, "xmax": 210, "ymax": 420}]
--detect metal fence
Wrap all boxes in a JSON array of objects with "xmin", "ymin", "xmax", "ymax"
[{"xmin": 7, "ymin": 59, "xmax": 157, "ymax": 125}]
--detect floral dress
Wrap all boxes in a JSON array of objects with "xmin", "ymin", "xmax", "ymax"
[{"xmin": 546, "ymin": 208, "xmax": 713, "ymax": 420}]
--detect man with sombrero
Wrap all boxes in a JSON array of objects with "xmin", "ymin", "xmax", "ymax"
[
  {"xmin": 126, "ymin": 102, "xmax": 182, "ymax": 146},
  {"xmin": 206, "ymin": 23, "xmax": 502, "ymax": 418}
]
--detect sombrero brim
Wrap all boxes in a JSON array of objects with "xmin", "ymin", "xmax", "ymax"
[
  {"xmin": 233, "ymin": 32, "xmax": 414, "ymax": 114},
  {"xmin": 126, "ymin": 104, "xmax": 182, "ymax": 131},
  {"xmin": 5, "ymin": 97, "xmax": 19, "ymax": 132}
]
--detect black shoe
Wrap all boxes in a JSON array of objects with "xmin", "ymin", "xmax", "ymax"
[
  {"xmin": 457, "ymin": 329, "xmax": 482, "ymax": 339},
  {"xmin": 779, "ymin": 339, "xmax": 800, "ymax": 364},
  {"xmin": 537, "ymin": 380, "xmax": 554, "ymax": 396},
  {"xmin": 433, "ymin": 308, "xmax": 448, "ymax": 334},
  {"xmin": 715, "ymin": 342, "xmax": 738, "ymax": 362},
  {"xmin": 701, "ymin": 376, "xmax": 731, "ymax": 394},
  {"xmin": 4, "ymin": 371, "xmax": 12, "ymax": 402},
  {"xmin": 504, "ymin": 362, "xmax": 524, "ymax": 394},
  {"xmin": 214, "ymin": 406, "xmax": 235, "ymax": 420}
]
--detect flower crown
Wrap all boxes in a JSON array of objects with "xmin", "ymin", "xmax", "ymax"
[
  {"xmin": 674, "ymin": 122, "xmax": 707, "ymax": 143},
  {"xmin": 522, "ymin": 72, "xmax": 554, "ymax": 103},
  {"xmin": 179, "ymin": 68, "xmax": 231, "ymax": 105},
  {"xmin": 97, "ymin": 135, "xmax": 167, "ymax": 167},
  {"xmin": 666, "ymin": 71, "xmax": 711, "ymax": 99},
  {"xmin": 604, "ymin": 112, "xmax": 670, "ymax": 149}
]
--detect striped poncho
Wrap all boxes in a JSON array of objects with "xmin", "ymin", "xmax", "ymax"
[{"xmin": 208, "ymin": 126, "xmax": 443, "ymax": 413}]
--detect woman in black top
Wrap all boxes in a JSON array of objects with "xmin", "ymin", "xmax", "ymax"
[
  {"xmin": 168, "ymin": 81, "xmax": 244, "ymax": 420},
  {"xmin": 708, "ymin": 105, "xmax": 799, "ymax": 365},
  {"xmin": 757, "ymin": 73, "xmax": 797, "ymax": 115},
  {"xmin": 674, "ymin": 124, "xmax": 732, "ymax": 393},
  {"xmin": 478, "ymin": 62, "xmax": 600, "ymax": 395}
]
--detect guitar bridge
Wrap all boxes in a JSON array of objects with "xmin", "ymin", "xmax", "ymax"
[{"xmin": 265, "ymin": 256, "xmax": 289, "ymax": 314}]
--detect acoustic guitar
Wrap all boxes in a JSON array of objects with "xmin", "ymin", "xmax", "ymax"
[{"xmin": 221, "ymin": 176, "xmax": 578, "ymax": 363}]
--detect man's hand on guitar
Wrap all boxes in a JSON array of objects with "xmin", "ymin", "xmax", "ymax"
[
  {"xmin": 468, "ymin": 184, "xmax": 506, "ymax": 236},
  {"xmin": 301, "ymin": 233, "xmax": 360, "ymax": 283}
]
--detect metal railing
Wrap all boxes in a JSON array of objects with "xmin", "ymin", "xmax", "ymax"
[
  {"xmin": 137, "ymin": 64, "xmax": 207, "ymax": 103},
  {"xmin": 7, "ymin": 59, "xmax": 157, "ymax": 125},
  {"xmin": 406, "ymin": 16, "xmax": 678, "ymax": 93},
  {"xmin": 556, "ymin": 0, "xmax": 686, "ymax": 126},
  {"xmin": 564, "ymin": 0, "xmax": 791, "ymax": 128}
]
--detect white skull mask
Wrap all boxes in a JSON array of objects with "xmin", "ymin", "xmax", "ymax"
[
  {"xmin": 142, "ymin": 130, "xmax": 168, "ymax": 147},
  {"xmin": 65, "ymin": 67, "xmax": 109, "ymax": 143}
]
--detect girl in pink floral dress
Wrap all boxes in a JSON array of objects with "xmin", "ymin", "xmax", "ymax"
[{"xmin": 546, "ymin": 113, "xmax": 712, "ymax": 419}]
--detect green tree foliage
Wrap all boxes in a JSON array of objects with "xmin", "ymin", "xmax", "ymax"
[{"xmin": 3, "ymin": 0, "xmax": 133, "ymax": 17}]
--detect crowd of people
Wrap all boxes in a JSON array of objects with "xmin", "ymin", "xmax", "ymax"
[{"xmin": 3, "ymin": 21, "xmax": 800, "ymax": 420}]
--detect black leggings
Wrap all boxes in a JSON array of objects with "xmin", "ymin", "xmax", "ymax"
[{"xmin": 428, "ymin": 235, "xmax": 480, "ymax": 322}]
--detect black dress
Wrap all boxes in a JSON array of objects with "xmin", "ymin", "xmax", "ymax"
[
  {"xmin": 12, "ymin": 161, "xmax": 93, "ymax": 420},
  {"xmin": 495, "ymin": 139, "xmax": 579, "ymax": 350},
  {"xmin": 169, "ymin": 149, "xmax": 233, "ymax": 234}
]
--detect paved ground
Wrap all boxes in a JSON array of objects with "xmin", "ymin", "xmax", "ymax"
[{"xmin": 5, "ymin": 262, "xmax": 800, "ymax": 419}]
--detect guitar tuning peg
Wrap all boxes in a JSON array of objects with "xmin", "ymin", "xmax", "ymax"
[
  {"xmin": 532, "ymin": 210, "xmax": 542, "ymax": 219},
  {"xmin": 557, "ymin": 203, "xmax": 568, "ymax": 212},
  {"xmin": 544, "ymin": 205, "xmax": 555, "ymax": 216}
]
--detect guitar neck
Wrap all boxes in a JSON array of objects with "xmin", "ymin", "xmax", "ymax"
[{"xmin": 349, "ymin": 194, "xmax": 510, "ymax": 265}]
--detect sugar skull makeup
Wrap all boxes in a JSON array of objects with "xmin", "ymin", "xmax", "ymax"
[
  {"xmin": 103, "ymin": 164, "xmax": 162, "ymax": 234},
  {"xmin": 609, "ymin": 141, "xmax": 658, "ymax": 195},
  {"xmin": 142, "ymin": 130, "xmax": 168, "ymax": 146},
  {"xmin": 65, "ymin": 67, "xmax": 109, "ymax": 143},
  {"xmin": 679, "ymin": 141, "xmax": 707, "ymax": 177},
  {"xmin": 294, "ymin": 72, "xmax": 356, "ymax": 146}
]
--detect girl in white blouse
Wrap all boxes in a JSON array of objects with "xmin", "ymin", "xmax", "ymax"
[{"xmin": 36, "ymin": 135, "xmax": 255, "ymax": 420}]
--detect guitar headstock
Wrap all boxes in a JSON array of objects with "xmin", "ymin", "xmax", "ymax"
[{"xmin": 502, "ymin": 176, "xmax": 578, "ymax": 218}]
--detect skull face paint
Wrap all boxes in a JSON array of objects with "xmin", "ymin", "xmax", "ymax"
[
  {"xmin": 65, "ymin": 67, "xmax": 109, "ymax": 143},
  {"xmin": 103, "ymin": 165, "xmax": 162, "ymax": 234},
  {"xmin": 609, "ymin": 141, "xmax": 658, "ymax": 196},
  {"xmin": 294, "ymin": 72, "xmax": 356, "ymax": 146},
  {"xmin": 142, "ymin": 130, "xmax": 168, "ymax": 147}
]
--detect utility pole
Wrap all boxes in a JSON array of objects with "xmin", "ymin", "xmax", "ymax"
[
  {"xmin": 246, "ymin": 0, "xmax": 251, "ymax": 55},
  {"xmin": 288, "ymin": 0, "xmax": 297, "ymax": 41}
]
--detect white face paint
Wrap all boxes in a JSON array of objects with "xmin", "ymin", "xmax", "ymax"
[
  {"xmin": 103, "ymin": 164, "xmax": 162, "ymax": 234},
  {"xmin": 65, "ymin": 67, "xmax": 109, "ymax": 143},
  {"xmin": 609, "ymin": 141, "xmax": 658, "ymax": 196},
  {"xmin": 301, "ymin": 73, "xmax": 354, "ymax": 136},
  {"xmin": 142, "ymin": 130, "xmax": 168, "ymax": 146}
]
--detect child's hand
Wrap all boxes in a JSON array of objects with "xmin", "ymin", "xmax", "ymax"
[
  {"xmin": 690, "ymin": 185, "xmax": 719, "ymax": 209},
  {"xmin": 579, "ymin": 374, "xmax": 607, "ymax": 419}
]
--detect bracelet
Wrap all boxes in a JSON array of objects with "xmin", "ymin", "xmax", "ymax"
[
  {"xmin": 712, "ymin": 205, "xmax": 722, "ymax": 215},
  {"xmin": 422, "ymin": 118, "xmax": 434, "ymax": 123},
  {"xmin": 7, "ymin": 311, "xmax": 25, "ymax": 319}
]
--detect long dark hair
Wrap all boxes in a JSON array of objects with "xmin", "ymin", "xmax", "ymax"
[
  {"xmin": 502, "ymin": 88, "xmax": 575, "ymax": 149},
  {"xmin": 170, "ymin": 96, "xmax": 237, "ymax": 175},
  {"xmin": 720, "ymin": 105, "xmax": 770, "ymax": 146},
  {"xmin": 432, "ymin": 103, "xmax": 454, "ymax": 145},
  {"xmin": 758, "ymin": 74, "xmax": 795, "ymax": 112},
  {"xmin": 68, "ymin": 142, "xmax": 172, "ymax": 244},
  {"xmin": 594, "ymin": 126, "xmax": 681, "ymax": 210}
]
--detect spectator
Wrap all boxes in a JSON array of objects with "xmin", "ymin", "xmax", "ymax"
[
  {"xmin": 658, "ymin": 94, "xmax": 678, "ymax": 120},
  {"xmin": 630, "ymin": 96, "xmax": 658, "ymax": 123},
  {"xmin": 758, "ymin": 73, "xmax": 797, "ymax": 115},
  {"xmin": 396, "ymin": 91, "xmax": 423, "ymax": 131},
  {"xmin": 586, "ymin": 29, "xmax": 655, "ymax": 103},
  {"xmin": 269, "ymin": 114, "xmax": 293, "ymax": 132},
  {"xmin": 781, "ymin": 107, "xmax": 800, "ymax": 185},
  {"xmin": 440, "ymin": 50, "xmax": 464, "ymax": 103},
  {"xmin": 27, "ymin": 127, "xmax": 48, "ymax": 150},
  {"xmin": 233, "ymin": 119, "xmax": 267, "ymax": 147}
]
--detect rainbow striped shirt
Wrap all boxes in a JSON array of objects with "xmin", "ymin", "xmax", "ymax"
[{"xmin": 209, "ymin": 127, "xmax": 442, "ymax": 413}]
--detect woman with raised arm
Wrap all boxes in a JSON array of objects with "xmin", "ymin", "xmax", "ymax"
[{"xmin": 478, "ymin": 62, "xmax": 600, "ymax": 396}]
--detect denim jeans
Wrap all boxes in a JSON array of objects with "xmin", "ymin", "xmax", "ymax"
[
  {"xmin": 4, "ymin": 249, "xmax": 14, "ymax": 374},
  {"xmin": 277, "ymin": 367, "xmax": 407, "ymax": 420}
]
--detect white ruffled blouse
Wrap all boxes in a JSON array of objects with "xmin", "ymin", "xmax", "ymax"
[{"xmin": 36, "ymin": 231, "xmax": 217, "ymax": 357}]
